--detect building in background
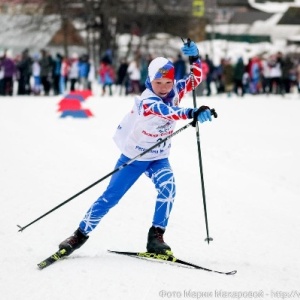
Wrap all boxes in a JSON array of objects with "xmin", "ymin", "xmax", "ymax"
[
  {"xmin": 0, "ymin": 14, "xmax": 85, "ymax": 57},
  {"xmin": 205, "ymin": 0, "xmax": 300, "ymax": 45}
]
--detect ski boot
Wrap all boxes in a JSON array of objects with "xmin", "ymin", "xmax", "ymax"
[
  {"xmin": 147, "ymin": 226, "xmax": 172, "ymax": 255},
  {"xmin": 59, "ymin": 228, "xmax": 89, "ymax": 255}
]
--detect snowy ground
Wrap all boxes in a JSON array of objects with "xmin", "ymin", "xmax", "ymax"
[{"xmin": 1, "ymin": 91, "xmax": 300, "ymax": 300}]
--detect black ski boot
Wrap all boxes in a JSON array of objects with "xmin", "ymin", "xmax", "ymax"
[
  {"xmin": 147, "ymin": 226, "xmax": 172, "ymax": 255},
  {"xmin": 59, "ymin": 228, "xmax": 89, "ymax": 255}
]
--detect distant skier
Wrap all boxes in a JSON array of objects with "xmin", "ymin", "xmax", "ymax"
[{"xmin": 58, "ymin": 40, "xmax": 214, "ymax": 256}]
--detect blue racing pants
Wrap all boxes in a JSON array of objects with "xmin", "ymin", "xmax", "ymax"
[{"xmin": 79, "ymin": 154, "xmax": 176, "ymax": 235}]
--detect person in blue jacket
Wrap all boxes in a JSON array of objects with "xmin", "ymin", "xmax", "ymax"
[
  {"xmin": 58, "ymin": 41, "xmax": 213, "ymax": 256},
  {"xmin": 78, "ymin": 54, "xmax": 90, "ymax": 89},
  {"xmin": 174, "ymin": 54, "xmax": 186, "ymax": 81}
]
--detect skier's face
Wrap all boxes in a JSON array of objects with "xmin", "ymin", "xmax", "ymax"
[{"xmin": 151, "ymin": 78, "xmax": 174, "ymax": 98}]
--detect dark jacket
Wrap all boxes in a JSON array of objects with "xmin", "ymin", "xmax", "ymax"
[
  {"xmin": 234, "ymin": 58, "xmax": 245, "ymax": 81},
  {"xmin": 0, "ymin": 57, "xmax": 16, "ymax": 78}
]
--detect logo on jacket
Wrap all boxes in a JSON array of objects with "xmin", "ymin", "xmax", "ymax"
[{"xmin": 157, "ymin": 121, "xmax": 173, "ymax": 134}]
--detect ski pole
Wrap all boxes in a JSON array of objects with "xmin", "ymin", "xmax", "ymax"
[
  {"xmin": 182, "ymin": 37, "xmax": 215, "ymax": 244},
  {"xmin": 17, "ymin": 121, "xmax": 194, "ymax": 232}
]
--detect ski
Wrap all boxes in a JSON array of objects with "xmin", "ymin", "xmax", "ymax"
[
  {"xmin": 108, "ymin": 250, "xmax": 237, "ymax": 275},
  {"xmin": 37, "ymin": 248, "xmax": 69, "ymax": 269},
  {"xmin": 38, "ymin": 248, "xmax": 237, "ymax": 275}
]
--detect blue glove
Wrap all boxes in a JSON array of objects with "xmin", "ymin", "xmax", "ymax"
[
  {"xmin": 191, "ymin": 106, "xmax": 212, "ymax": 127},
  {"xmin": 198, "ymin": 109, "xmax": 212, "ymax": 123},
  {"xmin": 181, "ymin": 41, "xmax": 199, "ymax": 57}
]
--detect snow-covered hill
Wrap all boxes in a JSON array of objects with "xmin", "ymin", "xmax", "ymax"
[{"xmin": 1, "ymin": 92, "xmax": 300, "ymax": 300}]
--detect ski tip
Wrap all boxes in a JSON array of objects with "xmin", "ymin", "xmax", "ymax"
[
  {"xmin": 227, "ymin": 270, "xmax": 237, "ymax": 275},
  {"xmin": 37, "ymin": 263, "xmax": 46, "ymax": 270},
  {"xmin": 108, "ymin": 250, "xmax": 138, "ymax": 255}
]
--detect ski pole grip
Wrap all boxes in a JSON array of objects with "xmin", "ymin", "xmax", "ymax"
[
  {"xmin": 181, "ymin": 37, "xmax": 193, "ymax": 64},
  {"xmin": 211, "ymin": 108, "xmax": 218, "ymax": 118},
  {"xmin": 181, "ymin": 37, "xmax": 190, "ymax": 45},
  {"xmin": 187, "ymin": 38, "xmax": 194, "ymax": 65}
]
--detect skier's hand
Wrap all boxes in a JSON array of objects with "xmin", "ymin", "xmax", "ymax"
[
  {"xmin": 181, "ymin": 40, "xmax": 199, "ymax": 57},
  {"xmin": 192, "ymin": 106, "xmax": 213, "ymax": 127}
]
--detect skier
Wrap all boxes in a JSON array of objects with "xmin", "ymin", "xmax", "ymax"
[{"xmin": 59, "ymin": 41, "xmax": 214, "ymax": 256}]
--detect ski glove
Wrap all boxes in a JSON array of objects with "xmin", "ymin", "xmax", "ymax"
[
  {"xmin": 181, "ymin": 40, "xmax": 200, "ymax": 64},
  {"xmin": 181, "ymin": 41, "xmax": 199, "ymax": 56},
  {"xmin": 191, "ymin": 106, "xmax": 212, "ymax": 127}
]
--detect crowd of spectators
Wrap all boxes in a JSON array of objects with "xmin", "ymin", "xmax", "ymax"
[
  {"xmin": 0, "ymin": 48, "xmax": 94, "ymax": 96},
  {"xmin": 0, "ymin": 48, "xmax": 299, "ymax": 97},
  {"xmin": 197, "ymin": 51, "xmax": 300, "ymax": 97}
]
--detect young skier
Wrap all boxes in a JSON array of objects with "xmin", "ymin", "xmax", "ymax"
[{"xmin": 59, "ymin": 41, "xmax": 214, "ymax": 256}]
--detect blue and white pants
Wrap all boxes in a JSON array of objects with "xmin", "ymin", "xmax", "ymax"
[{"xmin": 79, "ymin": 154, "xmax": 176, "ymax": 235}]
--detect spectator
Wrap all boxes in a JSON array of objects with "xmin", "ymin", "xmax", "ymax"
[
  {"xmin": 173, "ymin": 54, "xmax": 186, "ymax": 81},
  {"xmin": 223, "ymin": 58, "xmax": 234, "ymax": 97},
  {"xmin": 39, "ymin": 49, "xmax": 53, "ymax": 95},
  {"xmin": 233, "ymin": 57, "xmax": 246, "ymax": 97},
  {"xmin": 261, "ymin": 55, "xmax": 272, "ymax": 94},
  {"xmin": 248, "ymin": 56, "xmax": 263, "ymax": 94},
  {"xmin": 196, "ymin": 56, "xmax": 209, "ymax": 96},
  {"xmin": 52, "ymin": 53, "xmax": 63, "ymax": 95},
  {"xmin": 140, "ymin": 54, "xmax": 152, "ymax": 91},
  {"xmin": 59, "ymin": 56, "xmax": 70, "ymax": 94},
  {"xmin": 69, "ymin": 53, "xmax": 79, "ymax": 91},
  {"xmin": 99, "ymin": 58, "xmax": 116, "ymax": 96},
  {"xmin": 0, "ymin": 50, "xmax": 16, "ymax": 96},
  {"xmin": 88, "ymin": 60, "xmax": 96, "ymax": 91},
  {"xmin": 116, "ymin": 57, "xmax": 128, "ymax": 95},
  {"xmin": 127, "ymin": 55, "xmax": 141, "ymax": 94},
  {"xmin": 214, "ymin": 58, "xmax": 225, "ymax": 94},
  {"xmin": 281, "ymin": 54, "xmax": 294, "ymax": 94},
  {"xmin": 204, "ymin": 54, "xmax": 215, "ymax": 96},
  {"xmin": 78, "ymin": 54, "xmax": 90, "ymax": 90},
  {"xmin": 242, "ymin": 71, "xmax": 250, "ymax": 95},
  {"xmin": 32, "ymin": 54, "xmax": 41, "ymax": 95},
  {"xmin": 17, "ymin": 49, "xmax": 32, "ymax": 95},
  {"xmin": 269, "ymin": 53, "xmax": 282, "ymax": 94}
]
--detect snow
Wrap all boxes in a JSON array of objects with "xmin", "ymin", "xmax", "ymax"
[
  {"xmin": 196, "ymin": 40, "xmax": 271, "ymax": 67},
  {"xmin": 248, "ymin": 0, "xmax": 300, "ymax": 13},
  {"xmin": 1, "ymin": 91, "xmax": 300, "ymax": 299}
]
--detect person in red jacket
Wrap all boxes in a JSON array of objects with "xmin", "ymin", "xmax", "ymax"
[{"xmin": 99, "ymin": 58, "xmax": 116, "ymax": 96}]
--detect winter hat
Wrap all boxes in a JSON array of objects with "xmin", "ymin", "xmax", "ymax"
[{"xmin": 148, "ymin": 57, "xmax": 174, "ymax": 82}]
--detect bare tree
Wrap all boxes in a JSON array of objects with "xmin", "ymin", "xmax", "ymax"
[{"xmin": 2, "ymin": 0, "xmax": 206, "ymax": 63}]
